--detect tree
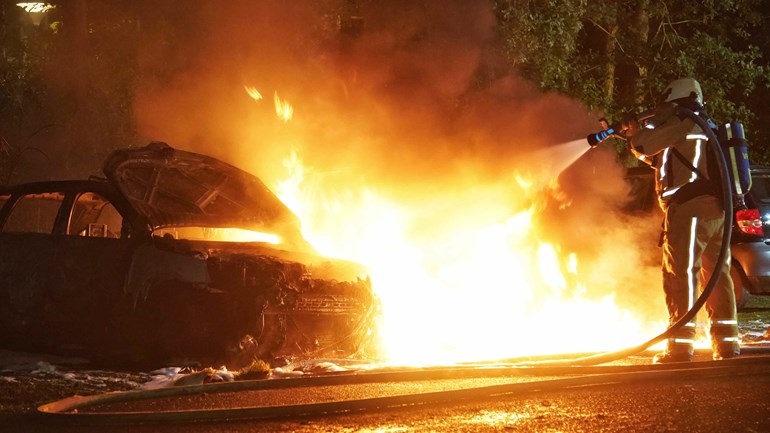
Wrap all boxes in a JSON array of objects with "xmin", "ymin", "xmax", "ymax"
[
  {"xmin": 0, "ymin": 1, "xmax": 146, "ymax": 183},
  {"xmin": 0, "ymin": 2, "xmax": 56, "ymax": 183},
  {"xmin": 494, "ymin": 0, "xmax": 770, "ymax": 163}
]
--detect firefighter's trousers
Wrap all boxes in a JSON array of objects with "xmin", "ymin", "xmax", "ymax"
[{"xmin": 662, "ymin": 194, "xmax": 740, "ymax": 357}]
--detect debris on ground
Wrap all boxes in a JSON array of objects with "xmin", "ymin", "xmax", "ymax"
[
  {"xmin": 741, "ymin": 325, "xmax": 770, "ymax": 343},
  {"xmin": 142, "ymin": 366, "xmax": 237, "ymax": 389},
  {"xmin": 0, "ymin": 353, "xmax": 149, "ymax": 415},
  {"xmin": 237, "ymin": 359, "xmax": 271, "ymax": 380}
]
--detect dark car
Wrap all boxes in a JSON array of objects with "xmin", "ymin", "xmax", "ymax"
[
  {"xmin": 625, "ymin": 165, "xmax": 770, "ymax": 309},
  {"xmin": 730, "ymin": 166, "xmax": 770, "ymax": 307},
  {"xmin": 0, "ymin": 142, "xmax": 378, "ymax": 367}
]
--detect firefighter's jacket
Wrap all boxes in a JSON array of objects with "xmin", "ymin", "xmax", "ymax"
[
  {"xmin": 628, "ymin": 102, "xmax": 739, "ymax": 358},
  {"xmin": 629, "ymin": 103, "xmax": 714, "ymax": 210}
]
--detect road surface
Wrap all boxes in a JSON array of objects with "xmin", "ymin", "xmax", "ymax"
[{"xmin": 3, "ymin": 354, "xmax": 769, "ymax": 433}]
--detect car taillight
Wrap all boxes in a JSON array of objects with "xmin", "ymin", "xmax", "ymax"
[{"xmin": 736, "ymin": 208, "xmax": 763, "ymax": 235}]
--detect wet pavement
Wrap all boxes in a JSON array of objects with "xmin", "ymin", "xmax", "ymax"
[
  {"xmin": 4, "ymin": 357, "xmax": 769, "ymax": 433},
  {"xmin": 1, "ymin": 296, "xmax": 769, "ymax": 432},
  {"xmin": 3, "ymin": 360, "xmax": 770, "ymax": 433}
]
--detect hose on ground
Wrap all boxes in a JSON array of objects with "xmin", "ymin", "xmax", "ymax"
[{"xmin": 37, "ymin": 355, "xmax": 770, "ymax": 425}]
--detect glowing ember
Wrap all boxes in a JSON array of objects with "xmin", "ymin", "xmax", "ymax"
[
  {"xmin": 273, "ymin": 91, "xmax": 294, "ymax": 122},
  {"xmin": 244, "ymin": 86, "xmax": 263, "ymax": 101}
]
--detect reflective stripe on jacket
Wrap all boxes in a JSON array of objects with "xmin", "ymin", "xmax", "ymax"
[{"xmin": 629, "ymin": 104, "xmax": 712, "ymax": 210}]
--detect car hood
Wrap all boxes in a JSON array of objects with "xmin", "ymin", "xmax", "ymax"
[{"xmin": 103, "ymin": 142, "xmax": 309, "ymax": 249}]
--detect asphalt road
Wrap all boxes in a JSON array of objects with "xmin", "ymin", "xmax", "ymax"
[
  {"xmin": 3, "ymin": 356, "xmax": 769, "ymax": 433},
  {"xmin": 2, "ymin": 295, "xmax": 768, "ymax": 433}
]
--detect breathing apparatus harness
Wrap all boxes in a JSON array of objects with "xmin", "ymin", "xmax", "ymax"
[
  {"xmin": 548, "ymin": 103, "xmax": 751, "ymax": 367},
  {"xmin": 588, "ymin": 100, "xmax": 752, "ymax": 208}
]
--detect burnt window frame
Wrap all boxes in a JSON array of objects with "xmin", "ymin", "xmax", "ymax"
[
  {"xmin": 66, "ymin": 190, "xmax": 125, "ymax": 238},
  {"xmin": 0, "ymin": 182, "xmax": 137, "ymax": 238},
  {"xmin": 0, "ymin": 194, "xmax": 10, "ymax": 220},
  {"xmin": 0, "ymin": 191, "xmax": 69, "ymax": 235}
]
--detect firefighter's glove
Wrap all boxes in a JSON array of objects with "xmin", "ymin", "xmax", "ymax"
[{"xmin": 620, "ymin": 113, "xmax": 639, "ymax": 138}]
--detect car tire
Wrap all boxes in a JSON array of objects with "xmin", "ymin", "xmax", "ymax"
[{"xmin": 730, "ymin": 264, "xmax": 751, "ymax": 310}]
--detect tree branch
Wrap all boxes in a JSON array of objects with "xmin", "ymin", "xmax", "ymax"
[{"xmin": 586, "ymin": 17, "xmax": 630, "ymax": 58}]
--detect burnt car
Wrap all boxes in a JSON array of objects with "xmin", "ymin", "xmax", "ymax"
[
  {"xmin": 625, "ymin": 165, "xmax": 770, "ymax": 309},
  {"xmin": 0, "ymin": 142, "xmax": 378, "ymax": 367}
]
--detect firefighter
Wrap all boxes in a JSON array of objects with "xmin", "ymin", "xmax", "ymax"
[{"xmin": 625, "ymin": 78, "xmax": 740, "ymax": 363}]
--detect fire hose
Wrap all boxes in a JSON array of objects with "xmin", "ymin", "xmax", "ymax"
[
  {"xmin": 34, "ymin": 108, "xmax": 754, "ymax": 425},
  {"xmin": 36, "ymin": 355, "xmax": 770, "ymax": 424}
]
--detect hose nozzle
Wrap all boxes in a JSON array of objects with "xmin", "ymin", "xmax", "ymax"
[
  {"xmin": 586, "ymin": 109, "xmax": 656, "ymax": 147},
  {"xmin": 587, "ymin": 127, "xmax": 619, "ymax": 147}
]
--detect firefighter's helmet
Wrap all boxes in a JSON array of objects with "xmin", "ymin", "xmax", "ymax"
[{"xmin": 662, "ymin": 78, "xmax": 703, "ymax": 105}]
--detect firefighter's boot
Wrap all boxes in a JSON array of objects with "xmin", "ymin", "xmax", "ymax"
[
  {"xmin": 710, "ymin": 313, "xmax": 740, "ymax": 361},
  {"xmin": 652, "ymin": 350, "xmax": 693, "ymax": 364},
  {"xmin": 653, "ymin": 338, "xmax": 694, "ymax": 364},
  {"xmin": 708, "ymin": 314, "xmax": 740, "ymax": 361}
]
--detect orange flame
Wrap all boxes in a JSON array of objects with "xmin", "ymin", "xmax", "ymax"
[
  {"xmin": 154, "ymin": 227, "xmax": 280, "ymax": 244},
  {"xmin": 274, "ymin": 91, "xmax": 294, "ymax": 122},
  {"xmin": 271, "ymin": 149, "xmax": 666, "ymax": 365},
  {"xmin": 244, "ymin": 85, "xmax": 263, "ymax": 101}
]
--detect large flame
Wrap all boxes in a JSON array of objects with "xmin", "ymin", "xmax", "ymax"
[
  {"xmin": 270, "ymin": 143, "xmax": 663, "ymax": 365},
  {"xmin": 135, "ymin": 3, "xmax": 675, "ymax": 366}
]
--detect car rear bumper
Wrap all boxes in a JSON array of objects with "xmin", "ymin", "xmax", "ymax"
[{"xmin": 732, "ymin": 240, "xmax": 770, "ymax": 294}]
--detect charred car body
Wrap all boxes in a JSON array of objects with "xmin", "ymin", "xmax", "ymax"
[{"xmin": 0, "ymin": 142, "xmax": 378, "ymax": 367}]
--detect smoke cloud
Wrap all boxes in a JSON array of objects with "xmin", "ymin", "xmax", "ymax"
[
  {"xmin": 134, "ymin": 0, "xmax": 596, "ymax": 186},
  {"xmin": 133, "ymin": 0, "xmax": 665, "ymax": 336}
]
